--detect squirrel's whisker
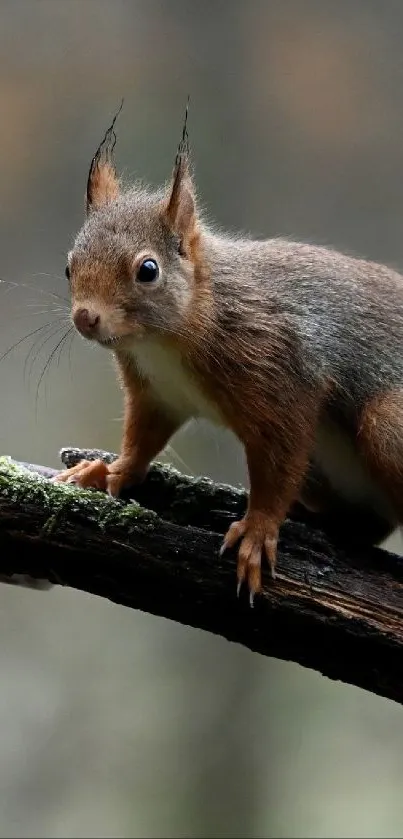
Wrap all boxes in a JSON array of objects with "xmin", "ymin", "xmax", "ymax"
[
  {"xmin": 34, "ymin": 326, "xmax": 75, "ymax": 417},
  {"xmin": 0, "ymin": 317, "xmax": 67, "ymax": 364},
  {"xmin": 24, "ymin": 321, "xmax": 69, "ymax": 386},
  {"xmin": 0, "ymin": 278, "xmax": 69, "ymax": 305}
]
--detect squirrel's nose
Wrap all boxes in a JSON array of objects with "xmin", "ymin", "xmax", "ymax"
[{"xmin": 73, "ymin": 307, "xmax": 100, "ymax": 337}]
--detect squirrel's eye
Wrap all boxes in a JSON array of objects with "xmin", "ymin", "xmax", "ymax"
[
  {"xmin": 136, "ymin": 258, "xmax": 159, "ymax": 283},
  {"xmin": 65, "ymin": 265, "xmax": 70, "ymax": 281}
]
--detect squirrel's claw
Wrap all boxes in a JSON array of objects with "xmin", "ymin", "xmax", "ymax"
[
  {"xmin": 221, "ymin": 513, "xmax": 279, "ymax": 606},
  {"xmin": 236, "ymin": 579, "xmax": 255, "ymax": 608}
]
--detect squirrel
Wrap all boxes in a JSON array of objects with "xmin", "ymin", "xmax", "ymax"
[{"xmin": 54, "ymin": 102, "xmax": 403, "ymax": 605}]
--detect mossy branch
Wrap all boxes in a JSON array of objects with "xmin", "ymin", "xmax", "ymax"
[{"xmin": 1, "ymin": 448, "xmax": 403, "ymax": 706}]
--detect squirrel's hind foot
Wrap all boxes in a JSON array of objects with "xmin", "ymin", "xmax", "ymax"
[{"xmin": 220, "ymin": 511, "xmax": 278, "ymax": 607}]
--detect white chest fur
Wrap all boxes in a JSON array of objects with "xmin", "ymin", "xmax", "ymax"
[
  {"xmin": 127, "ymin": 338, "xmax": 223, "ymax": 425},
  {"xmin": 314, "ymin": 420, "xmax": 393, "ymax": 517}
]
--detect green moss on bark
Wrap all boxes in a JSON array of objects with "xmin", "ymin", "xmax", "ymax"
[{"xmin": 0, "ymin": 456, "xmax": 155, "ymax": 534}]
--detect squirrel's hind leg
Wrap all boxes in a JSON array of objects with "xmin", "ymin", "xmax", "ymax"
[
  {"xmin": 356, "ymin": 389, "xmax": 403, "ymax": 527},
  {"xmin": 297, "ymin": 462, "xmax": 395, "ymax": 546}
]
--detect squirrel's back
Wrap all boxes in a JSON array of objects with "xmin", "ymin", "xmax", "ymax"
[{"xmin": 204, "ymin": 232, "xmax": 403, "ymax": 412}]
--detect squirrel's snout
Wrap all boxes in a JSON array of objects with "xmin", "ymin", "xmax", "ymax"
[{"xmin": 73, "ymin": 307, "xmax": 100, "ymax": 338}]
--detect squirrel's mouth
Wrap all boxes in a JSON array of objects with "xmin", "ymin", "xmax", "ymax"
[
  {"xmin": 97, "ymin": 335, "xmax": 121, "ymax": 347},
  {"xmin": 96, "ymin": 326, "xmax": 145, "ymax": 348},
  {"xmin": 97, "ymin": 332, "xmax": 140, "ymax": 349}
]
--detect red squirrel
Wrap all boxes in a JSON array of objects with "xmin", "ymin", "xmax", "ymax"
[{"xmin": 54, "ymin": 104, "xmax": 403, "ymax": 604}]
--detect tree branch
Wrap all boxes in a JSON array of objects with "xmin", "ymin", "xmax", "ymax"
[{"xmin": 1, "ymin": 448, "xmax": 403, "ymax": 706}]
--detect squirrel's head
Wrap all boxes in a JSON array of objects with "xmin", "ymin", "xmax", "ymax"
[{"xmin": 66, "ymin": 102, "xmax": 208, "ymax": 350}]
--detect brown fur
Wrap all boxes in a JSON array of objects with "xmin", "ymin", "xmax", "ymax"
[
  {"xmin": 164, "ymin": 159, "xmax": 195, "ymax": 247},
  {"xmin": 87, "ymin": 161, "xmax": 120, "ymax": 212}
]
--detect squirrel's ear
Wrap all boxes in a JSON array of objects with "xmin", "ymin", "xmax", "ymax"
[
  {"xmin": 86, "ymin": 102, "xmax": 123, "ymax": 214},
  {"xmin": 163, "ymin": 99, "xmax": 196, "ymax": 243},
  {"xmin": 164, "ymin": 156, "xmax": 196, "ymax": 239}
]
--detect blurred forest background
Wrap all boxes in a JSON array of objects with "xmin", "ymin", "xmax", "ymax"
[{"xmin": 2, "ymin": 1, "xmax": 403, "ymax": 836}]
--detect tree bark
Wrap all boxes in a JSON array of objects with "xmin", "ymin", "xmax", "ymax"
[{"xmin": 0, "ymin": 447, "xmax": 403, "ymax": 706}]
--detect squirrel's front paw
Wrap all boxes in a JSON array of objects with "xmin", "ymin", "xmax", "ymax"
[
  {"xmin": 52, "ymin": 457, "xmax": 146, "ymax": 497},
  {"xmin": 52, "ymin": 459, "xmax": 109, "ymax": 490},
  {"xmin": 220, "ymin": 511, "xmax": 279, "ymax": 606},
  {"xmin": 105, "ymin": 458, "xmax": 147, "ymax": 497}
]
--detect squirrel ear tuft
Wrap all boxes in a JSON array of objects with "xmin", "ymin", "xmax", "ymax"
[
  {"xmin": 163, "ymin": 98, "xmax": 197, "ymax": 242},
  {"xmin": 86, "ymin": 101, "xmax": 123, "ymax": 214}
]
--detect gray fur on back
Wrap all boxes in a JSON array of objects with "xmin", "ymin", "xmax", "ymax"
[{"xmin": 205, "ymin": 234, "xmax": 403, "ymax": 420}]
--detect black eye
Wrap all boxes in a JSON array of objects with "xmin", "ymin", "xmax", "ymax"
[
  {"xmin": 65, "ymin": 264, "xmax": 70, "ymax": 281},
  {"xmin": 136, "ymin": 259, "xmax": 159, "ymax": 283}
]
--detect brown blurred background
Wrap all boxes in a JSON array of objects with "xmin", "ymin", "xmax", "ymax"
[{"xmin": 1, "ymin": 1, "xmax": 403, "ymax": 836}]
